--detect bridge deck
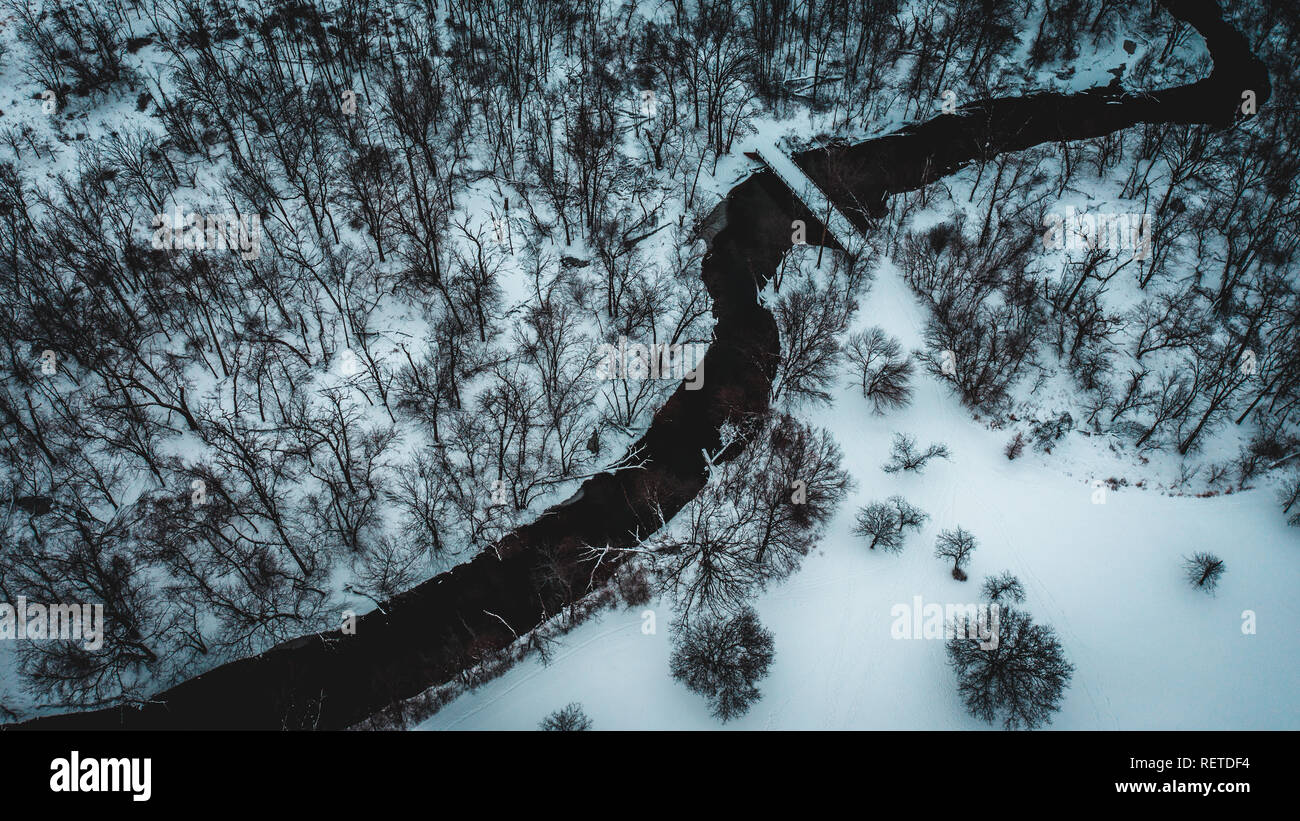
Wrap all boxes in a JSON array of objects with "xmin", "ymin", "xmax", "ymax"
[{"xmin": 753, "ymin": 142, "xmax": 862, "ymax": 253}]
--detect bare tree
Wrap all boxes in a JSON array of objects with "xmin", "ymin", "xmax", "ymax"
[
  {"xmin": 947, "ymin": 606, "xmax": 1074, "ymax": 730},
  {"xmin": 934, "ymin": 526, "xmax": 978, "ymax": 580},
  {"xmin": 670, "ymin": 607, "xmax": 774, "ymax": 722},
  {"xmin": 853, "ymin": 495, "xmax": 928, "ymax": 553},
  {"xmin": 649, "ymin": 415, "xmax": 851, "ymax": 617},
  {"xmin": 845, "ymin": 327, "xmax": 914, "ymax": 413},
  {"xmin": 882, "ymin": 432, "xmax": 950, "ymax": 474},
  {"xmin": 853, "ymin": 501, "xmax": 901, "ymax": 552},
  {"xmin": 981, "ymin": 571, "xmax": 1026, "ymax": 604},
  {"xmin": 539, "ymin": 702, "xmax": 592, "ymax": 731},
  {"xmin": 770, "ymin": 279, "xmax": 853, "ymax": 408}
]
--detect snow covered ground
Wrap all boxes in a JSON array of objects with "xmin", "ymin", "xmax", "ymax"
[
  {"xmin": 1, "ymin": 0, "xmax": 1290, "ymax": 731},
  {"xmin": 418, "ymin": 257, "xmax": 1300, "ymax": 731}
]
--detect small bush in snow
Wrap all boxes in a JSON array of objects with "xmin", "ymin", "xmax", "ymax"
[
  {"xmin": 1204, "ymin": 461, "xmax": 1231, "ymax": 486},
  {"xmin": 1183, "ymin": 552, "xmax": 1226, "ymax": 594},
  {"xmin": 616, "ymin": 564, "xmax": 654, "ymax": 607},
  {"xmin": 1004, "ymin": 431, "xmax": 1026, "ymax": 460},
  {"xmin": 1030, "ymin": 412, "xmax": 1073, "ymax": 453}
]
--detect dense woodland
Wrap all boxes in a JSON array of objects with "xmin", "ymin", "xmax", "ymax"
[{"xmin": 0, "ymin": 0, "xmax": 1296, "ymax": 721}]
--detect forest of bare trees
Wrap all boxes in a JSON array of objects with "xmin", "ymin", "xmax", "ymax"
[{"xmin": 0, "ymin": 0, "xmax": 1296, "ymax": 719}]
